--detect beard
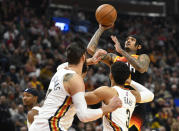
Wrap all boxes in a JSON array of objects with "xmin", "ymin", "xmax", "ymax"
[
  {"xmin": 82, "ymin": 60, "xmax": 88, "ymax": 74},
  {"xmin": 125, "ymin": 47, "xmax": 130, "ymax": 52}
]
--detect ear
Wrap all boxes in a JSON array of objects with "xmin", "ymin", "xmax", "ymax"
[
  {"xmin": 81, "ymin": 54, "xmax": 85, "ymax": 62},
  {"xmin": 137, "ymin": 45, "xmax": 142, "ymax": 50}
]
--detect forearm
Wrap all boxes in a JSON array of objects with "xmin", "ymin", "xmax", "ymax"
[
  {"xmin": 72, "ymin": 92, "xmax": 103, "ymax": 123},
  {"xmin": 87, "ymin": 28, "xmax": 104, "ymax": 55},
  {"xmin": 86, "ymin": 58, "xmax": 95, "ymax": 65},
  {"xmin": 130, "ymin": 80, "xmax": 154, "ymax": 103},
  {"xmin": 120, "ymin": 50, "xmax": 143, "ymax": 72}
]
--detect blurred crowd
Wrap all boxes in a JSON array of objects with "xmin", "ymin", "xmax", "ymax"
[{"xmin": 0, "ymin": 0, "xmax": 179, "ymax": 131}]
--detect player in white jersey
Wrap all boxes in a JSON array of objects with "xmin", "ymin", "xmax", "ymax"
[
  {"xmin": 30, "ymin": 42, "xmax": 122, "ymax": 131},
  {"xmin": 85, "ymin": 61, "xmax": 154, "ymax": 131},
  {"xmin": 23, "ymin": 88, "xmax": 40, "ymax": 128}
]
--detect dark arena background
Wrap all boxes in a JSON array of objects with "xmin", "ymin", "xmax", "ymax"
[{"xmin": 0, "ymin": 0, "xmax": 179, "ymax": 131}]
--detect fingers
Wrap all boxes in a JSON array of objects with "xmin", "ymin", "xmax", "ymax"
[
  {"xmin": 96, "ymin": 49, "xmax": 107, "ymax": 55},
  {"xmin": 99, "ymin": 23, "xmax": 114, "ymax": 30},
  {"xmin": 111, "ymin": 35, "xmax": 117, "ymax": 42},
  {"xmin": 110, "ymin": 96, "xmax": 122, "ymax": 108}
]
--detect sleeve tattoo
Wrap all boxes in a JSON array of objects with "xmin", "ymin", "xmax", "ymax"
[
  {"xmin": 87, "ymin": 28, "xmax": 104, "ymax": 55},
  {"xmin": 101, "ymin": 53, "xmax": 117, "ymax": 66},
  {"xmin": 120, "ymin": 50, "xmax": 150, "ymax": 73}
]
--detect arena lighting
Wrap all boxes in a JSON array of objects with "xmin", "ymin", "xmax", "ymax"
[{"xmin": 52, "ymin": 17, "xmax": 70, "ymax": 32}]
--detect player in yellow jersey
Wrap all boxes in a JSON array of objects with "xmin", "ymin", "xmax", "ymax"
[{"xmin": 87, "ymin": 25, "xmax": 150, "ymax": 131}]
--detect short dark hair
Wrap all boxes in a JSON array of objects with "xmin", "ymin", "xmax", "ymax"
[
  {"xmin": 129, "ymin": 34, "xmax": 148, "ymax": 55},
  {"xmin": 66, "ymin": 42, "xmax": 86, "ymax": 64},
  {"xmin": 111, "ymin": 61, "xmax": 130, "ymax": 85},
  {"xmin": 129, "ymin": 34, "xmax": 143, "ymax": 47}
]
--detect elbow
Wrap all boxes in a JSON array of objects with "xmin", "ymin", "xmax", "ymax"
[
  {"xmin": 79, "ymin": 118, "xmax": 88, "ymax": 123},
  {"xmin": 150, "ymin": 92, "xmax": 154, "ymax": 102},
  {"xmin": 78, "ymin": 114, "xmax": 89, "ymax": 123},
  {"xmin": 145, "ymin": 91, "xmax": 154, "ymax": 103}
]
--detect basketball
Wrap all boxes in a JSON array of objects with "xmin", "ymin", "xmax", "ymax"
[{"xmin": 95, "ymin": 4, "xmax": 117, "ymax": 26}]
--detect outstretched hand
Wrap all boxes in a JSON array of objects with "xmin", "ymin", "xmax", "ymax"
[
  {"xmin": 111, "ymin": 35, "xmax": 123, "ymax": 54},
  {"xmin": 91, "ymin": 49, "xmax": 107, "ymax": 64}
]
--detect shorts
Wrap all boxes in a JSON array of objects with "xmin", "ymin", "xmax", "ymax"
[
  {"xmin": 29, "ymin": 119, "xmax": 67, "ymax": 131},
  {"xmin": 129, "ymin": 103, "xmax": 146, "ymax": 131}
]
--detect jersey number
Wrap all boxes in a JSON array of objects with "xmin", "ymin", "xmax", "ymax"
[
  {"xmin": 126, "ymin": 109, "xmax": 130, "ymax": 128},
  {"xmin": 126, "ymin": 62, "xmax": 135, "ymax": 73}
]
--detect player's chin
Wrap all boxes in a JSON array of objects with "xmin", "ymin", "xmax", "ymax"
[
  {"xmin": 125, "ymin": 47, "xmax": 130, "ymax": 51},
  {"xmin": 23, "ymin": 101, "xmax": 28, "ymax": 105}
]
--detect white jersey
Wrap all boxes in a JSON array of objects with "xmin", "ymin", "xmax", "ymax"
[
  {"xmin": 103, "ymin": 86, "xmax": 136, "ymax": 131},
  {"xmin": 27, "ymin": 106, "xmax": 41, "ymax": 128},
  {"xmin": 32, "ymin": 68, "xmax": 76, "ymax": 131}
]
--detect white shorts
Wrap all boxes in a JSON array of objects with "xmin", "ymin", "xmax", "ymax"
[
  {"xmin": 29, "ymin": 119, "xmax": 67, "ymax": 131},
  {"xmin": 29, "ymin": 119, "xmax": 50, "ymax": 131}
]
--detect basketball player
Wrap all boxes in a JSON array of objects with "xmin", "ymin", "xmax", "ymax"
[
  {"xmin": 85, "ymin": 61, "xmax": 154, "ymax": 131},
  {"xmin": 29, "ymin": 42, "xmax": 122, "ymax": 131},
  {"xmin": 23, "ymin": 88, "xmax": 40, "ymax": 128},
  {"xmin": 87, "ymin": 25, "xmax": 150, "ymax": 131}
]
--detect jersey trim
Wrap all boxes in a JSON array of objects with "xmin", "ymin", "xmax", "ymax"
[
  {"xmin": 105, "ymin": 113, "xmax": 123, "ymax": 131},
  {"xmin": 113, "ymin": 55, "xmax": 139, "ymax": 63},
  {"xmin": 48, "ymin": 96, "xmax": 72, "ymax": 131}
]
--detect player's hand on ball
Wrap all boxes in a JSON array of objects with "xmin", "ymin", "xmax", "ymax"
[
  {"xmin": 99, "ymin": 24, "xmax": 114, "ymax": 31},
  {"xmin": 111, "ymin": 35, "xmax": 123, "ymax": 53},
  {"xmin": 92, "ymin": 49, "xmax": 107, "ymax": 64}
]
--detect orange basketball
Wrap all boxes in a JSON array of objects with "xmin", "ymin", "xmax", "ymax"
[{"xmin": 95, "ymin": 4, "xmax": 117, "ymax": 26}]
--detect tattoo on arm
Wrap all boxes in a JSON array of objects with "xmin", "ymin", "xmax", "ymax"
[
  {"xmin": 120, "ymin": 50, "xmax": 150, "ymax": 73},
  {"xmin": 101, "ymin": 53, "xmax": 117, "ymax": 66},
  {"xmin": 63, "ymin": 73, "xmax": 74, "ymax": 82},
  {"xmin": 87, "ymin": 28, "xmax": 104, "ymax": 55},
  {"xmin": 138, "ymin": 54, "xmax": 150, "ymax": 71}
]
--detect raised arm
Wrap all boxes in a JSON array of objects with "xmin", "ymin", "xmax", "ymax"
[
  {"xmin": 87, "ymin": 25, "xmax": 116, "ymax": 66},
  {"xmin": 63, "ymin": 73, "xmax": 121, "ymax": 122},
  {"xmin": 111, "ymin": 35, "xmax": 150, "ymax": 73},
  {"xmin": 87, "ymin": 26, "xmax": 105, "ymax": 55}
]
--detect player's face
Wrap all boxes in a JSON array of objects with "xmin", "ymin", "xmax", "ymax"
[
  {"xmin": 125, "ymin": 36, "xmax": 138, "ymax": 51},
  {"xmin": 23, "ymin": 92, "xmax": 36, "ymax": 106}
]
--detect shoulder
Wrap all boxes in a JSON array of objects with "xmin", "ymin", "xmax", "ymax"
[
  {"xmin": 94, "ymin": 86, "xmax": 115, "ymax": 98},
  {"xmin": 28, "ymin": 109, "xmax": 39, "ymax": 116},
  {"xmin": 95, "ymin": 86, "xmax": 111, "ymax": 92},
  {"xmin": 27, "ymin": 109, "xmax": 39, "ymax": 123},
  {"xmin": 63, "ymin": 73, "xmax": 80, "ymax": 83},
  {"xmin": 139, "ymin": 54, "xmax": 150, "ymax": 61}
]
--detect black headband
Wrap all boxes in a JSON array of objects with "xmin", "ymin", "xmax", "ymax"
[{"xmin": 24, "ymin": 88, "xmax": 38, "ymax": 96}]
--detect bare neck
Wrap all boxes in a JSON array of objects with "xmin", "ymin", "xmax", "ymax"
[
  {"xmin": 68, "ymin": 62, "xmax": 83, "ymax": 75},
  {"xmin": 127, "ymin": 50, "xmax": 137, "ymax": 55},
  {"xmin": 111, "ymin": 80, "xmax": 124, "ymax": 89},
  {"xmin": 27, "ymin": 103, "xmax": 37, "ymax": 111}
]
